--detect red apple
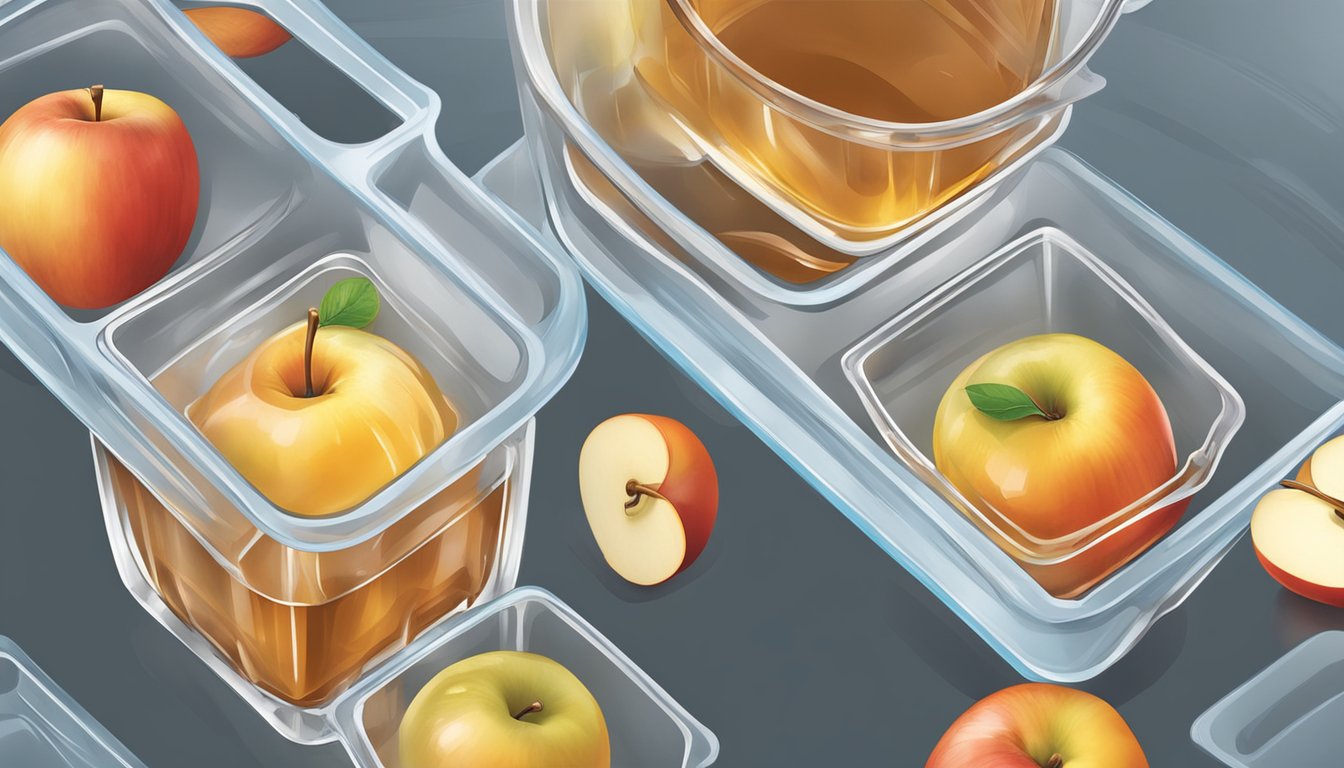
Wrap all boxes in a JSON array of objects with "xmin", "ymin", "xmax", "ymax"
[
  {"xmin": 933, "ymin": 333, "xmax": 1183, "ymax": 597},
  {"xmin": 579, "ymin": 414, "xmax": 717, "ymax": 585},
  {"xmin": 0, "ymin": 86, "xmax": 199, "ymax": 309},
  {"xmin": 927, "ymin": 683, "xmax": 1148, "ymax": 768},
  {"xmin": 1251, "ymin": 436, "xmax": 1344, "ymax": 607},
  {"xmin": 185, "ymin": 7, "xmax": 291, "ymax": 59}
]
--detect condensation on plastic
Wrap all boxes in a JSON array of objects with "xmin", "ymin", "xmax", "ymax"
[
  {"xmin": 332, "ymin": 587, "xmax": 719, "ymax": 768},
  {"xmin": 500, "ymin": 0, "xmax": 1344, "ymax": 677},
  {"xmin": 0, "ymin": 0, "xmax": 586, "ymax": 556},
  {"xmin": 1191, "ymin": 632, "xmax": 1344, "ymax": 767},
  {"xmin": 0, "ymin": 636, "xmax": 147, "ymax": 767}
]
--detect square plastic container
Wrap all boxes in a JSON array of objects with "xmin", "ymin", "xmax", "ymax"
[
  {"xmin": 500, "ymin": 26, "xmax": 1344, "ymax": 680},
  {"xmin": 0, "ymin": 637, "xmax": 146, "ymax": 767},
  {"xmin": 94, "ymin": 422, "xmax": 531, "ymax": 744},
  {"xmin": 1191, "ymin": 632, "xmax": 1344, "ymax": 767},
  {"xmin": 332, "ymin": 587, "xmax": 720, "ymax": 768},
  {"xmin": 842, "ymin": 228, "xmax": 1243, "ymax": 596},
  {"xmin": 0, "ymin": 0, "xmax": 585, "ymax": 557}
]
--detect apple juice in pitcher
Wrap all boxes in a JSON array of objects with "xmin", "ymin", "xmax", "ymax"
[{"xmin": 627, "ymin": 0, "xmax": 1061, "ymax": 244}]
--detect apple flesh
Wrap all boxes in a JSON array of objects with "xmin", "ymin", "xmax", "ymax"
[
  {"xmin": 399, "ymin": 650, "xmax": 610, "ymax": 768},
  {"xmin": 933, "ymin": 333, "xmax": 1182, "ymax": 597},
  {"xmin": 927, "ymin": 683, "xmax": 1148, "ymax": 768},
  {"xmin": 0, "ymin": 87, "xmax": 198, "ymax": 309},
  {"xmin": 188, "ymin": 320, "xmax": 455, "ymax": 517},
  {"xmin": 579, "ymin": 414, "xmax": 717, "ymax": 585},
  {"xmin": 185, "ymin": 7, "xmax": 291, "ymax": 59},
  {"xmin": 1251, "ymin": 436, "xmax": 1344, "ymax": 607}
]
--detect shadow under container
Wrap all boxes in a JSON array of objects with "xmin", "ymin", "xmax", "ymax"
[
  {"xmin": 844, "ymin": 229, "xmax": 1244, "ymax": 597},
  {"xmin": 0, "ymin": 636, "xmax": 147, "ymax": 767},
  {"xmin": 332, "ymin": 587, "xmax": 719, "ymax": 768},
  {"xmin": 1192, "ymin": 631, "xmax": 1344, "ymax": 767},
  {"xmin": 619, "ymin": 0, "xmax": 1144, "ymax": 254}
]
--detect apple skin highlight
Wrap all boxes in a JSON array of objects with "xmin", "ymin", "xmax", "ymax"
[{"xmin": 0, "ymin": 88, "xmax": 199, "ymax": 309}]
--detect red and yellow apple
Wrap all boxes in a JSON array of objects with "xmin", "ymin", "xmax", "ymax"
[
  {"xmin": 579, "ymin": 414, "xmax": 717, "ymax": 585},
  {"xmin": 185, "ymin": 7, "xmax": 291, "ymax": 59},
  {"xmin": 188, "ymin": 300, "xmax": 454, "ymax": 517},
  {"xmin": 926, "ymin": 683, "xmax": 1148, "ymax": 768},
  {"xmin": 0, "ymin": 86, "xmax": 198, "ymax": 309},
  {"xmin": 399, "ymin": 650, "xmax": 610, "ymax": 768},
  {"xmin": 933, "ymin": 333, "xmax": 1183, "ymax": 597},
  {"xmin": 1251, "ymin": 436, "xmax": 1344, "ymax": 607}
]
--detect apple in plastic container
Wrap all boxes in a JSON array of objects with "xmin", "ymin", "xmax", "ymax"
[
  {"xmin": 399, "ymin": 650, "xmax": 610, "ymax": 768},
  {"xmin": 0, "ymin": 85, "xmax": 199, "ymax": 309},
  {"xmin": 932, "ymin": 333, "xmax": 1183, "ymax": 597},
  {"xmin": 185, "ymin": 7, "xmax": 291, "ymax": 59}
]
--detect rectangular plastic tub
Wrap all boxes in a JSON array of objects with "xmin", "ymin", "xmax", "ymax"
[
  {"xmin": 0, "ymin": 0, "xmax": 585, "ymax": 554},
  {"xmin": 332, "ymin": 587, "xmax": 720, "ymax": 768},
  {"xmin": 503, "ymin": 3, "xmax": 1344, "ymax": 678},
  {"xmin": 1191, "ymin": 631, "xmax": 1344, "ymax": 766},
  {"xmin": 0, "ymin": 636, "xmax": 146, "ymax": 767},
  {"xmin": 0, "ymin": 0, "xmax": 587, "ymax": 747},
  {"xmin": 842, "ymin": 229, "xmax": 1243, "ymax": 597}
]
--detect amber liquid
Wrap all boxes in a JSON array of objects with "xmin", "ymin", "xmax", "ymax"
[
  {"xmin": 621, "ymin": 0, "xmax": 1058, "ymax": 249},
  {"xmin": 111, "ymin": 457, "xmax": 506, "ymax": 707}
]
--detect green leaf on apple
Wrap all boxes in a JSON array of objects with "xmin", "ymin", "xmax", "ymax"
[
  {"xmin": 964, "ymin": 383, "xmax": 1058, "ymax": 422},
  {"xmin": 319, "ymin": 277, "xmax": 379, "ymax": 329}
]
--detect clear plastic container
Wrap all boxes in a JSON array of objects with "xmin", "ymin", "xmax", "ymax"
[
  {"xmin": 842, "ymin": 229, "xmax": 1244, "ymax": 596},
  {"xmin": 542, "ymin": 0, "xmax": 1149, "ymax": 255},
  {"xmin": 501, "ymin": 16, "xmax": 1344, "ymax": 677},
  {"xmin": 0, "ymin": 0, "xmax": 586, "ymax": 555},
  {"xmin": 0, "ymin": 637, "xmax": 146, "ymax": 767},
  {"xmin": 1191, "ymin": 632, "xmax": 1344, "ymax": 767},
  {"xmin": 332, "ymin": 587, "xmax": 720, "ymax": 768},
  {"xmin": 94, "ymin": 424, "xmax": 530, "ymax": 743}
]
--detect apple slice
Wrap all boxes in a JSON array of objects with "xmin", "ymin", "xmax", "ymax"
[
  {"xmin": 579, "ymin": 414, "xmax": 717, "ymax": 586},
  {"xmin": 1251, "ymin": 436, "xmax": 1344, "ymax": 607}
]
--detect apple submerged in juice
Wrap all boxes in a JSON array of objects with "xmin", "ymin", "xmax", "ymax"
[{"xmin": 933, "ymin": 333, "xmax": 1184, "ymax": 597}]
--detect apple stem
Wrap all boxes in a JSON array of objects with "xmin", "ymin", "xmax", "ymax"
[
  {"xmin": 88, "ymin": 84, "xmax": 104, "ymax": 122},
  {"xmin": 512, "ymin": 700, "xmax": 543, "ymax": 720},
  {"xmin": 1026, "ymin": 391, "xmax": 1062, "ymax": 421},
  {"xmin": 303, "ymin": 308, "xmax": 319, "ymax": 398},
  {"xmin": 625, "ymin": 480, "xmax": 668, "ymax": 515},
  {"xmin": 1279, "ymin": 479, "xmax": 1344, "ymax": 523},
  {"xmin": 1045, "ymin": 754, "xmax": 1063, "ymax": 768}
]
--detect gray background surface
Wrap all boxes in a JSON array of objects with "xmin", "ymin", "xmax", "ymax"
[{"xmin": 4, "ymin": 0, "xmax": 1344, "ymax": 765}]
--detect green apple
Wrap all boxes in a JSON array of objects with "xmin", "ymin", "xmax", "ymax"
[{"xmin": 400, "ymin": 651, "xmax": 610, "ymax": 768}]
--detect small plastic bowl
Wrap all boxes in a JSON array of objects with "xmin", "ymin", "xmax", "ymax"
[
  {"xmin": 332, "ymin": 587, "xmax": 719, "ymax": 768},
  {"xmin": 844, "ymin": 228, "xmax": 1244, "ymax": 595}
]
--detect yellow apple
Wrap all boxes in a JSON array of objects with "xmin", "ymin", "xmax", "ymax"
[
  {"xmin": 926, "ymin": 683, "xmax": 1148, "ymax": 767},
  {"xmin": 399, "ymin": 650, "xmax": 610, "ymax": 768},
  {"xmin": 188, "ymin": 316, "xmax": 455, "ymax": 517},
  {"xmin": 932, "ymin": 333, "xmax": 1182, "ymax": 597},
  {"xmin": 579, "ymin": 414, "xmax": 718, "ymax": 585},
  {"xmin": 1251, "ymin": 436, "xmax": 1344, "ymax": 607},
  {"xmin": 0, "ymin": 86, "xmax": 198, "ymax": 309},
  {"xmin": 185, "ymin": 7, "xmax": 291, "ymax": 59}
]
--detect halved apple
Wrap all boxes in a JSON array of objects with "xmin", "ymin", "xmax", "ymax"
[
  {"xmin": 1251, "ymin": 436, "xmax": 1344, "ymax": 607},
  {"xmin": 579, "ymin": 414, "xmax": 717, "ymax": 586}
]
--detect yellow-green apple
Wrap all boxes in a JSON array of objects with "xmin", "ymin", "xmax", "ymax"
[
  {"xmin": 1251, "ymin": 436, "xmax": 1344, "ymax": 607},
  {"xmin": 399, "ymin": 650, "xmax": 610, "ymax": 768},
  {"xmin": 188, "ymin": 279, "xmax": 455, "ymax": 517},
  {"xmin": 185, "ymin": 7, "xmax": 291, "ymax": 59},
  {"xmin": 932, "ymin": 333, "xmax": 1182, "ymax": 598},
  {"xmin": 0, "ymin": 86, "xmax": 198, "ymax": 309},
  {"xmin": 579, "ymin": 414, "xmax": 717, "ymax": 585},
  {"xmin": 927, "ymin": 683, "xmax": 1148, "ymax": 768}
]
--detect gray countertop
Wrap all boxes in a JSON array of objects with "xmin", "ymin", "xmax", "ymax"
[{"xmin": 3, "ymin": 0, "xmax": 1344, "ymax": 765}]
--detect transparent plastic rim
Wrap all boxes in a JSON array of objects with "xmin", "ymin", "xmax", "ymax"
[
  {"xmin": 841, "ymin": 228, "xmax": 1247, "ymax": 563},
  {"xmin": 662, "ymin": 0, "xmax": 1130, "ymax": 146}
]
